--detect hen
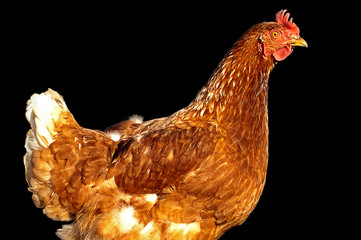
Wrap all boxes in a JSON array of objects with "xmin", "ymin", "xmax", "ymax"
[{"xmin": 24, "ymin": 10, "xmax": 307, "ymax": 240}]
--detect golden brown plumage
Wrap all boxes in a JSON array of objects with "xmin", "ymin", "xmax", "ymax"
[{"xmin": 24, "ymin": 10, "xmax": 307, "ymax": 239}]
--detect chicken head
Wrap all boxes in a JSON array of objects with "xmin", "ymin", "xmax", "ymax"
[{"xmin": 259, "ymin": 9, "xmax": 308, "ymax": 61}]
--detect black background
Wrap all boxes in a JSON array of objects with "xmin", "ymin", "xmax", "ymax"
[{"xmin": 2, "ymin": 2, "xmax": 355, "ymax": 239}]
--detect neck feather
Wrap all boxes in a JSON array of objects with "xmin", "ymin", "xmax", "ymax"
[{"xmin": 182, "ymin": 35, "xmax": 275, "ymax": 133}]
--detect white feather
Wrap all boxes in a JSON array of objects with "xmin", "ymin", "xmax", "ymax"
[
  {"xmin": 129, "ymin": 114, "xmax": 144, "ymax": 124},
  {"xmin": 107, "ymin": 131, "xmax": 122, "ymax": 142},
  {"xmin": 25, "ymin": 89, "xmax": 68, "ymax": 147},
  {"xmin": 116, "ymin": 206, "xmax": 138, "ymax": 233}
]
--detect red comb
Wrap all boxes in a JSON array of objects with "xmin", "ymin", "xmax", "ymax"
[{"xmin": 276, "ymin": 10, "xmax": 299, "ymax": 33}]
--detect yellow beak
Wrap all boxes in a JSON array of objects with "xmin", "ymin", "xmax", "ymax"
[{"xmin": 291, "ymin": 37, "xmax": 308, "ymax": 48}]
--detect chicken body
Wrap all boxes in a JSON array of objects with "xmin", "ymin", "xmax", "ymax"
[{"xmin": 24, "ymin": 10, "xmax": 306, "ymax": 240}]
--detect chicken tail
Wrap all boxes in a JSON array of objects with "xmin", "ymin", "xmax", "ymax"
[
  {"xmin": 24, "ymin": 89, "xmax": 117, "ymax": 224},
  {"xmin": 25, "ymin": 88, "xmax": 74, "ymax": 148},
  {"xmin": 24, "ymin": 89, "xmax": 81, "ymax": 221}
]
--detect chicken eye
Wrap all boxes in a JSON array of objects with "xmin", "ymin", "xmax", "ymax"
[{"xmin": 272, "ymin": 31, "xmax": 280, "ymax": 38}]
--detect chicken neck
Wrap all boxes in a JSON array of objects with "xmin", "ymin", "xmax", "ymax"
[{"xmin": 182, "ymin": 36, "xmax": 275, "ymax": 143}]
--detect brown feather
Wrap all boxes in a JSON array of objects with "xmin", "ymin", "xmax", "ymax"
[{"xmin": 23, "ymin": 11, "xmax": 306, "ymax": 239}]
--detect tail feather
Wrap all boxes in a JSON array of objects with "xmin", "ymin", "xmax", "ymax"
[
  {"xmin": 25, "ymin": 88, "xmax": 70, "ymax": 148},
  {"xmin": 24, "ymin": 89, "xmax": 77, "ymax": 221},
  {"xmin": 24, "ymin": 89, "xmax": 115, "ymax": 223}
]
